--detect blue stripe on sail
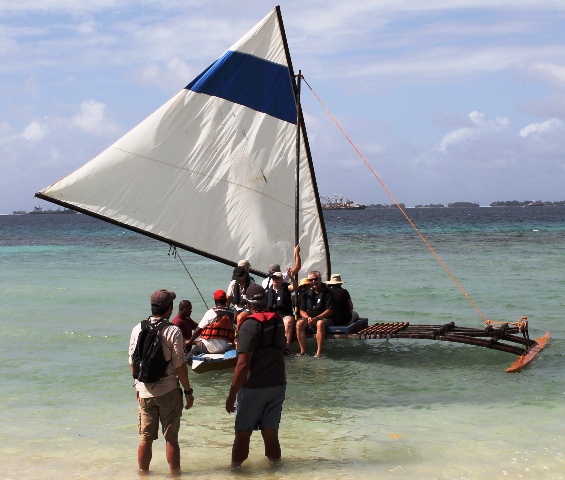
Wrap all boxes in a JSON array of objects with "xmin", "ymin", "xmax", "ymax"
[{"xmin": 186, "ymin": 51, "xmax": 296, "ymax": 124}]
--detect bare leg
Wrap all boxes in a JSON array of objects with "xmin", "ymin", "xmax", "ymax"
[
  {"xmin": 166, "ymin": 440, "xmax": 181, "ymax": 476},
  {"xmin": 315, "ymin": 319, "xmax": 326, "ymax": 356},
  {"xmin": 296, "ymin": 319, "xmax": 307, "ymax": 355},
  {"xmin": 138, "ymin": 440, "xmax": 153, "ymax": 472},
  {"xmin": 283, "ymin": 317, "xmax": 294, "ymax": 349},
  {"xmin": 261, "ymin": 427, "xmax": 281, "ymax": 461},
  {"xmin": 232, "ymin": 430, "xmax": 253, "ymax": 466}
]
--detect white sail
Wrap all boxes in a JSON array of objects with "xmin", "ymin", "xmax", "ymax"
[{"xmin": 36, "ymin": 7, "xmax": 330, "ymax": 278}]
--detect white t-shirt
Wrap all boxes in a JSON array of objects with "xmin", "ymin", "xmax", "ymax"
[{"xmin": 198, "ymin": 308, "xmax": 230, "ymax": 353}]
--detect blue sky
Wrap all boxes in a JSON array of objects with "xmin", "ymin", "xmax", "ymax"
[{"xmin": 2, "ymin": 0, "xmax": 565, "ymax": 213}]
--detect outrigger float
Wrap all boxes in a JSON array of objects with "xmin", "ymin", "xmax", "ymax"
[
  {"xmin": 323, "ymin": 317, "xmax": 550, "ymax": 373},
  {"xmin": 35, "ymin": 6, "xmax": 549, "ymax": 374}
]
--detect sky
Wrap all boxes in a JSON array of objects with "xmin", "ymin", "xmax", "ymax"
[{"xmin": 2, "ymin": 0, "xmax": 565, "ymax": 213}]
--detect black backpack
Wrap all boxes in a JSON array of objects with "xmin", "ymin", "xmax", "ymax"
[{"xmin": 131, "ymin": 318, "xmax": 171, "ymax": 384}]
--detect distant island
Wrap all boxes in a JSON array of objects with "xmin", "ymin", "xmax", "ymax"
[{"xmin": 365, "ymin": 200, "xmax": 565, "ymax": 209}]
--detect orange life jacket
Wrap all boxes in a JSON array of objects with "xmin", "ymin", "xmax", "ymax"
[{"xmin": 200, "ymin": 308, "xmax": 235, "ymax": 342}]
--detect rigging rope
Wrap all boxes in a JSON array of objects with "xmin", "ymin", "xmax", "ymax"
[
  {"xmin": 168, "ymin": 245, "xmax": 209, "ymax": 310},
  {"xmin": 302, "ymin": 76, "xmax": 502, "ymax": 326}
]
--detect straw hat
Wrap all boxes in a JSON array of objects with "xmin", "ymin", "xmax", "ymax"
[
  {"xmin": 298, "ymin": 277, "xmax": 310, "ymax": 288},
  {"xmin": 326, "ymin": 273, "xmax": 345, "ymax": 285}
]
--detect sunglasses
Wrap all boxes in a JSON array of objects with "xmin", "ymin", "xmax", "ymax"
[{"xmin": 309, "ymin": 277, "xmax": 320, "ymax": 282}]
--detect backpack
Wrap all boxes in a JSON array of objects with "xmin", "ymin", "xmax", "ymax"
[{"xmin": 131, "ymin": 318, "xmax": 171, "ymax": 384}]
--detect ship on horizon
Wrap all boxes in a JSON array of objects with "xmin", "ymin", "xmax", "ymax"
[
  {"xmin": 28, "ymin": 206, "xmax": 78, "ymax": 214},
  {"xmin": 321, "ymin": 194, "xmax": 366, "ymax": 210}
]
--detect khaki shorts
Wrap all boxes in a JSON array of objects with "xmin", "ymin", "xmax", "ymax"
[{"xmin": 138, "ymin": 388, "xmax": 183, "ymax": 442}]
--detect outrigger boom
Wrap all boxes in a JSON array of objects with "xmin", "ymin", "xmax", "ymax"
[{"xmin": 318, "ymin": 319, "xmax": 550, "ymax": 373}]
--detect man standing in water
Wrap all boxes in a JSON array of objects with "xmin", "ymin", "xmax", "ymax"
[
  {"xmin": 128, "ymin": 289, "xmax": 194, "ymax": 475},
  {"xmin": 225, "ymin": 284, "xmax": 286, "ymax": 466}
]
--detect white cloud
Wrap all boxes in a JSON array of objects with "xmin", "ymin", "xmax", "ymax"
[
  {"xmin": 530, "ymin": 62, "xmax": 565, "ymax": 87},
  {"xmin": 519, "ymin": 118, "xmax": 562, "ymax": 137},
  {"xmin": 70, "ymin": 100, "xmax": 120, "ymax": 136},
  {"xmin": 438, "ymin": 111, "xmax": 509, "ymax": 152},
  {"xmin": 21, "ymin": 120, "xmax": 48, "ymax": 140}
]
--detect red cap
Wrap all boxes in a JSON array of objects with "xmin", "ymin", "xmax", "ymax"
[{"xmin": 213, "ymin": 289, "xmax": 227, "ymax": 301}]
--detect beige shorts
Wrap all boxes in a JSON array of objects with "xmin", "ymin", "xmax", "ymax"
[{"xmin": 138, "ymin": 387, "xmax": 183, "ymax": 442}]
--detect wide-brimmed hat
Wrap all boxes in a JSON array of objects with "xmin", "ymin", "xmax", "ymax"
[
  {"xmin": 326, "ymin": 274, "xmax": 345, "ymax": 285},
  {"xmin": 298, "ymin": 277, "xmax": 310, "ymax": 288},
  {"xmin": 150, "ymin": 289, "xmax": 176, "ymax": 307}
]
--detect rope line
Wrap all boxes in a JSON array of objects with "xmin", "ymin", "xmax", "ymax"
[
  {"xmin": 168, "ymin": 245, "xmax": 209, "ymax": 310},
  {"xmin": 302, "ymin": 76, "xmax": 501, "ymax": 325}
]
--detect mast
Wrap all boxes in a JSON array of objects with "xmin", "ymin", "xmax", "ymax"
[{"xmin": 294, "ymin": 70, "xmax": 302, "ymax": 250}]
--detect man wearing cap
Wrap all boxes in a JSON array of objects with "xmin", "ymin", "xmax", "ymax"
[
  {"xmin": 225, "ymin": 284, "xmax": 286, "ymax": 466},
  {"xmin": 261, "ymin": 244, "xmax": 302, "ymax": 289},
  {"xmin": 326, "ymin": 274, "xmax": 359, "ymax": 326},
  {"xmin": 226, "ymin": 265, "xmax": 255, "ymax": 312},
  {"xmin": 297, "ymin": 271, "xmax": 333, "ymax": 357},
  {"xmin": 185, "ymin": 290, "xmax": 235, "ymax": 355},
  {"xmin": 128, "ymin": 289, "xmax": 194, "ymax": 475}
]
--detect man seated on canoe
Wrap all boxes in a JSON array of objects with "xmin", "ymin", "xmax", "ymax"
[
  {"xmin": 237, "ymin": 258, "xmax": 255, "ymax": 283},
  {"xmin": 266, "ymin": 269, "xmax": 297, "ymax": 356},
  {"xmin": 171, "ymin": 300, "xmax": 199, "ymax": 352},
  {"xmin": 185, "ymin": 290, "xmax": 235, "ymax": 356},
  {"xmin": 296, "ymin": 271, "xmax": 333, "ymax": 357},
  {"xmin": 326, "ymin": 274, "xmax": 359, "ymax": 326},
  {"xmin": 227, "ymin": 265, "xmax": 255, "ymax": 314},
  {"xmin": 261, "ymin": 244, "xmax": 301, "ymax": 290}
]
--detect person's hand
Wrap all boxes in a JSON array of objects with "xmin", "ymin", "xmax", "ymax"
[
  {"xmin": 226, "ymin": 393, "xmax": 236, "ymax": 414},
  {"xmin": 184, "ymin": 394, "xmax": 194, "ymax": 410}
]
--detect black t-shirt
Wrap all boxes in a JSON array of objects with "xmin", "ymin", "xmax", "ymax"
[
  {"xmin": 237, "ymin": 312, "xmax": 286, "ymax": 389},
  {"xmin": 328, "ymin": 286, "xmax": 352, "ymax": 326},
  {"xmin": 300, "ymin": 284, "xmax": 333, "ymax": 317}
]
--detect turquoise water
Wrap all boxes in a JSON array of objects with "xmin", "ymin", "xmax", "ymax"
[{"xmin": 0, "ymin": 209, "xmax": 563, "ymax": 479}]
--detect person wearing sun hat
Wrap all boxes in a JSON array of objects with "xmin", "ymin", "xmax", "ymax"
[{"xmin": 326, "ymin": 274, "xmax": 359, "ymax": 326}]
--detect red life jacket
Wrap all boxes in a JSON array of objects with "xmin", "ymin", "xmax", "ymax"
[
  {"xmin": 200, "ymin": 308, "xmax": 235, "ymax": 342},
  {"xmin": 240, "ymin": 311, "xmax": 280, "ymax": 325}
]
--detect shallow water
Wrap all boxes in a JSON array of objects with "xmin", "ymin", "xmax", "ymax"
[{"xmin": 0, "ymin": 209, "xmax": 563, "ymax": 479}]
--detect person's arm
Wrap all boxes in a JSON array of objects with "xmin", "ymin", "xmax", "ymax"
[
  {"xmin": 348, "ymin": 299, "xmax": 354, "ymax": 311},
  {"xmin": 185, "ymin": 326, "xmax": 203, "ymax": 348},
  {"xmin": 236, "ymin": 310, "xmax": 250, "ymax": 329},
  {"xmin": 287, "ymin": 270, "xmax": 298, "ymax": 293},
  {"xmin": 289, "ymin": 244, "xmax": 301, "ymax": 277},
  {"xmin": 175, "ymin": 363, "xmax": 194, "ymax": 410},
  {"xmin": 225, "ymin": 352, "xmax": 253, "ymax": 413}
]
